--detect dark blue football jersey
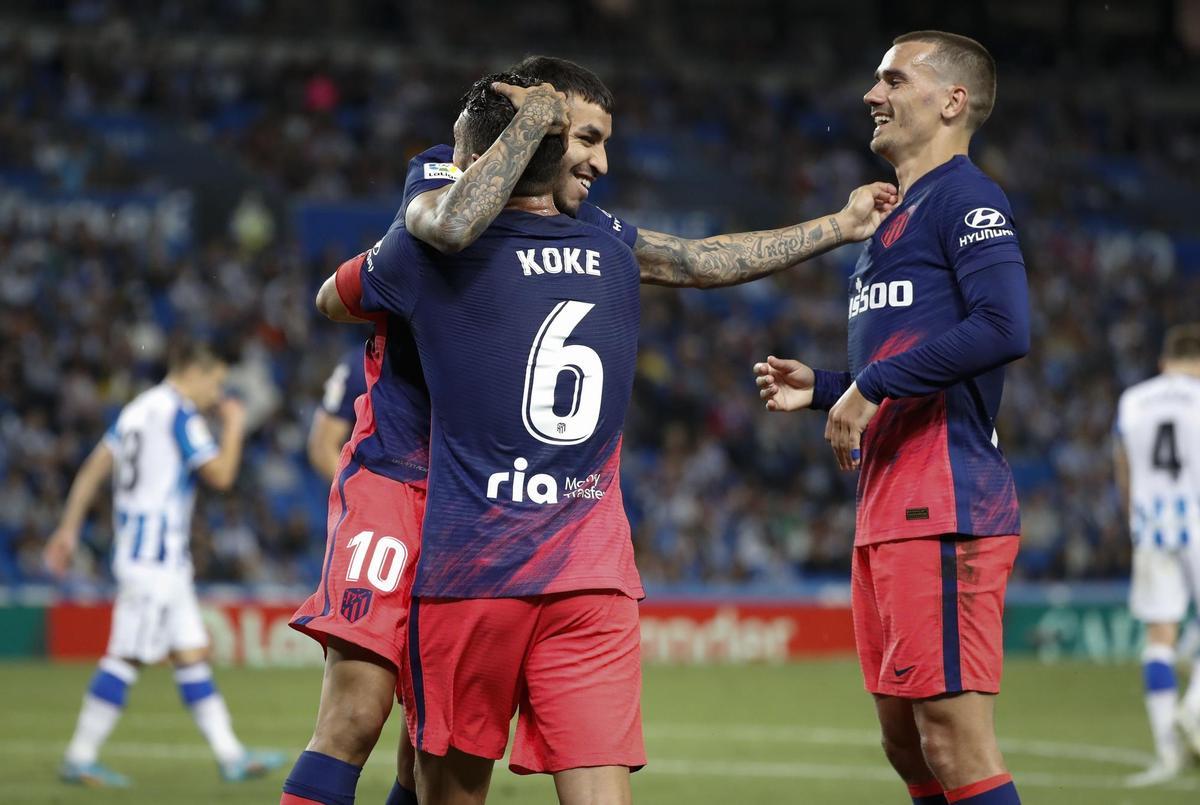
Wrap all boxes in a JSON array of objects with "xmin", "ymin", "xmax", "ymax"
[
  {"xmin": 352, "ymin": 208, "xmax": 644, "ymax": 599},
  {"xmin": 847, "ymin": 155, "xmax": 1024, "ymax": 544}
]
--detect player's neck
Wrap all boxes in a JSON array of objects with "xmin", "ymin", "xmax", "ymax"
[
  {"xmin": 505, "ymin": 193, "xmax": 559, "ymax": 216},
  {"xmin": 1162, "ymin": 362, "xmax": 1200, "ymax": 379},
  {"xmin": 891, "ymin": 137, "xmax": 969, "ymax": 197},
  {"xmin": 165, "ymin": 375, "xmax": 198, "ymax": 405}
]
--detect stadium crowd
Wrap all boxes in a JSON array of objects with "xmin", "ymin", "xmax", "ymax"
[{"xmin": 1, "ymin": 2, "xmax": 1198, "ymax": 589}]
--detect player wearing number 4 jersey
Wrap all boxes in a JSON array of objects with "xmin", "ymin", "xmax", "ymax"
[
  {"xmin": 758, "ymin": 31, "xmax": 1029, "ymax": 805},
  {"xmin": 1114, "ymin": 323, "xmax": 1200, "ymax": 787},
  {"xmin": 42, "ymin": 340, "xmax": 284, "ymax": 788}
]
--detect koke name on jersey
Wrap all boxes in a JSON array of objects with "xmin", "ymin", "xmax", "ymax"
[{"xmin": 517, "ymin": 247, "xmax": 603, "ymax": 277}]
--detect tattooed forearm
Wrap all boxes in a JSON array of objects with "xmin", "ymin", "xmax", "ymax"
[
  {"xmin": 635, "ymin": 214, "xmax": 848, "ymax": 288},
  {"xmin": 416, "ymin": 90, "xmax": 562, "ymax": 253}
]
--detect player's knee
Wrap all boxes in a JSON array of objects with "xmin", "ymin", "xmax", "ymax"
[
  {"xmin": 311, "ymin": 698, "xmax": 388, "ymax": 761},
  {"xmin": 918, "ymin": 724, "xmax": 955, "ymax": 772}
]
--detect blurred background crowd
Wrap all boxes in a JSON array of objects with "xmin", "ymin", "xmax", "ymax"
[{"xmin": 1, "ymin": 0, "xmax": 1198, "ymax": 590}]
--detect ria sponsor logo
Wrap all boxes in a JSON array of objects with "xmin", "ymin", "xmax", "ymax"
[
  {"xmin": 959, "ymin": 207, "xmax": 1015, "ymax": 248},
  {"xmin": 485, "ymin": 458, "xmax": 605, "ymax": 505},
  {"xmin": 848, "ymin": 277, "xmax": 914, "ymax": 319}
]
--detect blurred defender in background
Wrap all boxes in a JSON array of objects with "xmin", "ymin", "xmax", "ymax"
[
  {"xmin": 1114, "ymin": 323, "xmax": 1200, "ymax": 786},
  {"xmin": 43, "ymin": 339, "xmax": 285, "ymax": 787}
]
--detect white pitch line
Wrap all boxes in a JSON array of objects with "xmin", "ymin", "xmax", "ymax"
[{"xmin": 3, "ymin": 741, "xmax": 1194, "ymax": 794}]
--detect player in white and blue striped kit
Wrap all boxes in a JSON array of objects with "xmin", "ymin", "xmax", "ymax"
[
  {"xmin": 42, "ymin": 340, "xmax": 285, "ymax": 787},
  {"xmin": 1114, "ymin": 323, "xmax": 1200, "ymax": 786}
]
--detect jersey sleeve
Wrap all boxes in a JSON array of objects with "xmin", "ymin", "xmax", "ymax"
[
  {"xmin": 576, "ymin": 201, "xmax": 639, "ymax": 248},
  {"xmin": 401, "ymin": 143, "xmax": 459, "ymax": 213},
  {"xmin": 358, "ymin": 227, "xmax": 425, "ymax": 319},
  {"xmin": 322, "ymin": 349, "xmax": 367, "ymax": 422},
  {"xmin": 102, "ymin": 418, "xmax": 121, "ymax": 452},
  {"xmin": 173, "ymin": 408, "xmax": 219, "ymax": 469},
  {"xmin": 938, "ymin": 176, "xmax": 1025, "ymax": 280}
]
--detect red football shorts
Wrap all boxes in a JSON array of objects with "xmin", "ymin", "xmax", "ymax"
[
  {"xmin": 852, "ymin": 534, "xmax": 1019, "ymax": 699},
  {"xmin": 402, "ymin": 591, "xmax": 645, "ymax": 775},
  {"xmin": 290, "ymin": 452, "xmax": 425, "ymax": 673}
]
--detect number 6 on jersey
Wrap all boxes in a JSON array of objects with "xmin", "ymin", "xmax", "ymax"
[{"xmin": 522, "ymin": 300, "xmax": 604, "ymax": 445}]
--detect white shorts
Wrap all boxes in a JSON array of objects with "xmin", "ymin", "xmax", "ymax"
[
  {"xmin": 107, "ymin": 569, "xmax": 209, "ymax": 663},
  {"xmin": 1130, "ymin": 544, "xmax": 1200, "ymax": 624}
]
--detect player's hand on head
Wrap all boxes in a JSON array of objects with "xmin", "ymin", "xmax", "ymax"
[
  {"xmin": 840, "ymin": 182, "xmax": 899, "ymax": 242},
  {"xmin": 824, "ymin": 382, "xmax": 879, "ymax": 471},
  {"xmin": 491, "ymin": 81, "xmax": 570, "ymax": 136},
  {"xmin": 753, "ymin": 355, "xmax": 815, "ymax": 412},
  {"xmin": 43, "ymin": 528, "xmax": 77, "ymax": 577}
]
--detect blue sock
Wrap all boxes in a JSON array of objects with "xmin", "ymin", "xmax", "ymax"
[
  {"xmin": 282, "ymin": 751, "xmax": 361, "ymax": 805},
  {"xmin": 384, "ymin": 779, "xmax": 418, "ymax": 805},
  {"xmin": 908, "ymin": 779, "xmax": 948, "ymax": 804}
]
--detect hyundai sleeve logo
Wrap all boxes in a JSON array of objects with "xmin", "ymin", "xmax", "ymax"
[{"xmin": 964, "ymin": 207, "xmax": 1007, "ymax": 228}]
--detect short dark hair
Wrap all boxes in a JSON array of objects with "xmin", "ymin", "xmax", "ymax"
[
  {"xmin": 166, "ymin": 337, "xmax": 236, "ymax": 373},
  {"xmin": 456, "ymin": 72, "xmax": 565, "ymax": 196},
  {"xmin": 1163, "ymin": 323, "xmax": 1200, "ymax": 360},
  {"xmin": 506, "ymin": 55, "xmax": 614, "ymax": 113},
  {"xmin": 893, "ymin": 30, "xmax": 996, "ymax": 130}
]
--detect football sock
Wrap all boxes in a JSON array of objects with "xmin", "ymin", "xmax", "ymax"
[
  {"xmin": 1181, "ymin": 654, "xmax": 1200, "ymax": 716},
  {"xmin": 945, "ymin": 773, "xmax": 1020, "ymax": 803},
  {"xmin": 65, "ymin": 656, "xmax": 138, "ymax": 765},
  {"xmin": 1142, "ymin": 643, "xmax": 1181, "ymax": 759},
  {"xmin": 282, "ymin": 750, "xmax": 361, "ymax": 805},
  {"xmin": 175, "ymin": 662, "xmax": 245, "ymax": 765},
  {"xmin": 385, "ymin": 779, "xmax": 419, "ymax": 805},
  {"xmin": 908, "ymin": 778, "xmax": 949, "ymax": 804}
]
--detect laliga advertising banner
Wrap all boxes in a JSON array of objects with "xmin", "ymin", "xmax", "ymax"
[{"xmin": 45, "ymin": 600, "xmax": 856, "ymax": 666}]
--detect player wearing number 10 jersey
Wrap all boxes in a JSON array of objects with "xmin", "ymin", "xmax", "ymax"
[
  {"xmin": 1114, "ymin": 324, "xmax": 1200, "ymax": 787},
  {"xmin": 321, "ymin": 73, "xmax": 644, "ymax": 802}
]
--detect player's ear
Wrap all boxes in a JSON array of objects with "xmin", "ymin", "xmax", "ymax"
[{"xmin": 943, "ymin": 84, "xmax": 969, "ymax": 124}]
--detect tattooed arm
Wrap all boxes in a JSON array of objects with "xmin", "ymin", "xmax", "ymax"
[
  {"xmin": 406, "ymin": 82, "xmax": 568, "ymax": 254},
  {"xmin": 635, "ymin": 182, "xmax": 898, "ymax": 288}
]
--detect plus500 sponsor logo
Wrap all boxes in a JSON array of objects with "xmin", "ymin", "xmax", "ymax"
[{"xmin": 848, "ymin": 279, "xmax": 914, "ymax": 319}]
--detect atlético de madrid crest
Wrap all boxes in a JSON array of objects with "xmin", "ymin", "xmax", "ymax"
[
  {"xmin": 880, "ymin": 210, "xmax": 911, "ymax": 249},
  {"xmin": 340, "ymin": 587, "xmax": 373, "ymax": 623}
]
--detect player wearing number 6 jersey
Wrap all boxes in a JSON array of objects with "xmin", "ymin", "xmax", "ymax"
[
  {"xmin": 316, "ymin": 73, "xmax": 642, "ymax": 805},
  {"xmin": 42, "ymin": 340, "xmax": 284, "ymax": 787},
  {"xmin": 1114, "ymin": 324, "xmax": 1200, "ymax": 787}
]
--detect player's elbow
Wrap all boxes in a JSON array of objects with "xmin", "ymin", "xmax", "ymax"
[{"xmin": 421, "ymin": 219, "xmax": 472, "ymax": 255}]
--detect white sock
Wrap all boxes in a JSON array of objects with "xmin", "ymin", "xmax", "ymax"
[
  {"xmin": 1183, "ymin": 657, "xmax": 1200, "ymax": 716},
  {"xmin": 1143, "ymin": 643, "xmax": 1181, "ymax": 760},
  {"xmin": 65, "ymin": 657, "xmax": 138, "ymax": 765},
  {"xmin": 175, "ymin": 663, "xmax": 244, "ymax": 765}
]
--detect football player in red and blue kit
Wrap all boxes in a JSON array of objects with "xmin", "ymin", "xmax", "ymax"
[
  {"xmin": 757, "ymin": 32, "xmax": 1029, "ymax": 805},
  {"xmin": 286, "ymin": 57, "xmax": 898, "ymax": 805},
  {"xmin": 322, "ymin": 74, "xmax": 642, "ymax": 804}
]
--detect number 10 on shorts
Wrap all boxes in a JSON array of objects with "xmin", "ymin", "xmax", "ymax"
[{"xmin": 345, "ymin": 530, "xmax": 409, "ymax": 593}]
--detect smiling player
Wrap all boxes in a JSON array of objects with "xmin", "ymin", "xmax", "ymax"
[{"xmin": 756, "ymin": 31, "xmax": 1030, "ymax": 805}]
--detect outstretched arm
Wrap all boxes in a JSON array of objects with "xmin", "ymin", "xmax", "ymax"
[
  {"xmin": 636, "ymin": 182, "xmax": 897, "ymax": 288},
  {"xmin": 43, "ymin": 441, "xmax": 114, "ymax": 576},
  {"xmin": 405, "ymin": 82, "xmax": 568, "ymax": 254}
]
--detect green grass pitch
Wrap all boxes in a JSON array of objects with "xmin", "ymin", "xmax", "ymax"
[{"xmin": 0, "ymin": 659, "xmax": 1195, "ymax": 804}]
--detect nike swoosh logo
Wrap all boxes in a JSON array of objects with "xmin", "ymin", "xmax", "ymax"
[{"xmin": 893, "ymin": 665, "xmax": 916, "ymax": 678}]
